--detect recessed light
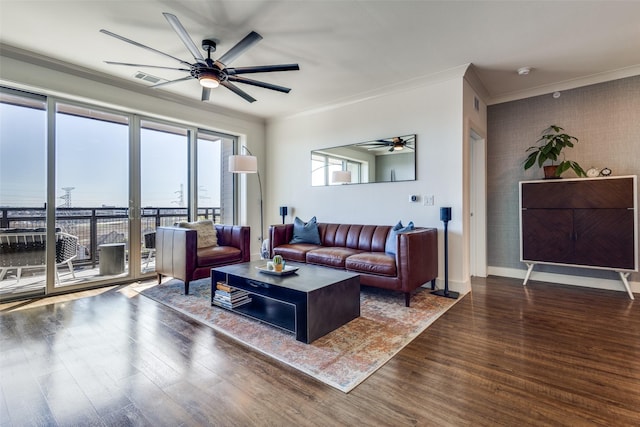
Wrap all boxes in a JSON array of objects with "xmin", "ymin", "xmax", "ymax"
[{"xmin": 517, "ymin": 67, "xmax": 532, "ymax": 76}]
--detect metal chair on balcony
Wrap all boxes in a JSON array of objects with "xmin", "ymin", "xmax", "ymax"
[
  {"xmin": 0, "ymin": 229, "xmax": 78, "ymax": 284},
  {"xmin": 143, "ymin": 231, "xmax": 156, "ymax": 270}
]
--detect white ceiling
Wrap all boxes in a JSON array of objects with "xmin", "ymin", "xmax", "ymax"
[{"xmin": 1, "ymin": 0, "xmax": 640, "ymax": 119}]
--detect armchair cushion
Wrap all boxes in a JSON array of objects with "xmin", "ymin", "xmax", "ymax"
[
  {"xmin": 178, "ymin": 220, "xmax": 217, "ymax": 249},
  {"xmin": 197, "ymin": 246, "xmax": 242, "ymax": 265}
]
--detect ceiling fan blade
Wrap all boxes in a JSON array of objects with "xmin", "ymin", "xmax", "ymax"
[
  {"xmin": 105, "ymin": 61, "xmax": 191, "ymax": 72},
  {"xmin": 149, "ymin": 75, "xmax": 194, "ymax": 88},
  {"xmin": 163, "ymin": 13, "xmax": 206, "ymax": 63},
  {"xmin": 201, "ymin": 87, "xmax": 211, "ymax": 101},
  {"xmin": 226, "ymin": 64, "xmax": 300, "ymax": 75},
  {"xmin": 360, "ymin": 143, "xmax": 389, "ymax": 147},
  {"xmin": 217, "ymin": 31, "xmax": 263, "ymax": 66},
  {"xmin": 227, "ymin": 76, "xmax": 291, "ymax": 93},
  {"xmin": 220, "ymin": 81, "xmax": 256, "ymax": 103},
  {"xmin": 100, "ymin": 29, "xmax": 191, "ymax": 66}
]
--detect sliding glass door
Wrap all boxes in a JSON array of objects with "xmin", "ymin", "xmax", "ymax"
[
  {"xmin": 0, "ymin": 85, "xmax": 238, "ymax": 301},
  {"xmin": 54, "ymin": 103, "xmax": 130, "ymax": 289},
  {"xmin": 140, "ymin": 120, "xmax": 189, "ymax": 274},
  {"xmin": 0, "ymin": 89, "xmax": 48, "ymax": 299}
]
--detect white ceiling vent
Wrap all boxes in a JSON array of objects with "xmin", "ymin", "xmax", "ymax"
[{"xmin": 133, "ymin": 71, "xmax": 165, "ymax": 84}]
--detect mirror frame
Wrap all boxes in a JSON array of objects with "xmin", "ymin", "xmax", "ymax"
[{"xmin": 311, "ymin": 134, "xmax": 416, "ymax": 186}]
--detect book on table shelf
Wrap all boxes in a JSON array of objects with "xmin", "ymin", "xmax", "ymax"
[
  {"xmin": 213, "ymin": 282, "xmax": 252, "ymax": 309},
  {"xmin": 216, "ymin": 281, "xmax": 233, "ymax": 293}
]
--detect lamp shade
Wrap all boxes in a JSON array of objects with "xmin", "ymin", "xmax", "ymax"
[
  {"xmin": 331, "ymin": 170, "xmax": 352, "ymax": 183},
  {"xmin": 229, "ymin": 155, "xmax": 258, "ymax": 173}
]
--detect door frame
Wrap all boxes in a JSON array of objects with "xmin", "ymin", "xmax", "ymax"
[{"xmin": 470, "ymin": 128, "xmax": 487, "ymax": 278}]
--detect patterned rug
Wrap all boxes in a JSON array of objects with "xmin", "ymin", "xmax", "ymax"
[{"xmin": 136, "ymin": 278, "xmax": 463, "ymax": 393}]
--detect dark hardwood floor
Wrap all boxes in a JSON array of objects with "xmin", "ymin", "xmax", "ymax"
[{"xmin": 1, "ymin": 276, "xmax": 638, "ymax": 426}]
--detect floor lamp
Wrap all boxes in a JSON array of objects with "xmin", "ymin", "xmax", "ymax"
[
  {"xmin": 229, "ymin": 146, "xmax": 265, "ymax": 258},
  {"xmin": 432, "ymin": 207, "xmax": 459, "ymax": 299}
]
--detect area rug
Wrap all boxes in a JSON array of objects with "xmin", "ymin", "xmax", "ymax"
[{"xmin": 135, "ymin": 278, "xmax": 463, "ymax": 393}]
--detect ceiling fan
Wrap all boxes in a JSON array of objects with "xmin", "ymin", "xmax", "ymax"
[
  {"xmin": 358, "ymin": 135, "xmax": 415, "ymax": 152},
  {"xmin": 100, "ymin": 13, "xmax": 300, "ymax": 103}
]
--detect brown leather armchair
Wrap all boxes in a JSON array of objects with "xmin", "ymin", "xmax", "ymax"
[{"xmin": 156, "ymin": 224, "xmax": 250, "ymax": 294}]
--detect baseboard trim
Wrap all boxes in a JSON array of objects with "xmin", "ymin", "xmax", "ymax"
[{"xmin": 488, "ymin": 266, "xmax": 640, "ymax": 295}]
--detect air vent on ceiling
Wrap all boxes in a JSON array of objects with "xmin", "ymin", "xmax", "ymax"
[{"xmin": 133, "ymin": 71, "xmax": 164, "ymax": 84}]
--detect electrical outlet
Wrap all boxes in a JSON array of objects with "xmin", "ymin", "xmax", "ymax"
[{"xmin": 424, "ymin": 195, "xmax": 435, "ymax": 206}]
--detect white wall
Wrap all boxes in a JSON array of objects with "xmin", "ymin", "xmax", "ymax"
[{"xmin": 266, "ymin": 72, "xmax": 472, "ymax": 292}]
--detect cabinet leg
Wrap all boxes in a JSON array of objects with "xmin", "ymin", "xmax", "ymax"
[
  {"xmin": 523, "ymin": 263, "xmax": 535, "ymax": 286},
  {"xmin": 618, "ymin": 272, "xmax": 635, "ymax": 300}
]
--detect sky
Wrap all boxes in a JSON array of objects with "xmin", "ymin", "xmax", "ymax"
[{"xmin": 0, "ymin": 102, "xmax": 222, "ymax": 208}]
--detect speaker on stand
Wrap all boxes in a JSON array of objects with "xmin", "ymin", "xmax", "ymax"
[
  {"xmin": 432, "ymin": 207, "xmax": 459, "ymax": 299},
  {"xmin": 279, "ymin": 206, "xmax": 288, "ymax": 224}
]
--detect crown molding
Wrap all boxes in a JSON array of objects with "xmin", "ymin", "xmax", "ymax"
[
  {"xmin": 0, "ymin": 43, "xmax": 264, "ymax": 125},
  {"xmin": 275, "ymin": 64, "xmax": 471, "ymax": 121},
  {"xmin": 487, "ymin": 65, "xmax": 640, "ymax": 105}
]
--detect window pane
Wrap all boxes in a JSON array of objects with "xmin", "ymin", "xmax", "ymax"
[
  {"xmin": 0, "ymin": 90, "xmax": 46, "ymax": 208},
  {"xmin": 55, "ymin": 103, "xmax": 130, "ymax": 287},
  {"xmin": 197, "ymin": 131, "xmax": 234, "ymax": 224},
  {"xmin": 0, "ymin": 89, "xmax": 47, "ymax": 298}
]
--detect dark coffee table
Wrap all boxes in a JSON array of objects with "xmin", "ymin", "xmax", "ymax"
[{"xmin": 211, "ymin": 261, "xmax": 360, "ymax": 343}]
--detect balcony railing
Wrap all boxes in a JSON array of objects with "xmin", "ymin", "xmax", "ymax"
[{"xmin": 1, "ymin": 206, "xmax": 220, "ymax": 266}]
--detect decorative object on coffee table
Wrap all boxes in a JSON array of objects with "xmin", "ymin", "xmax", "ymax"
[
  {"xmin": 256, "ymin": 263, "xmax": 299, "ymax": 276},
  {"xmin": 273, "ymin": 254, "xmax": 284, "ymax": 272}
]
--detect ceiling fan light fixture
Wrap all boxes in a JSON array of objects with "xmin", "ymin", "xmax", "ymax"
[{"xmin": 200, "ymin": 75, "xmax": 220, "ymax": 88}]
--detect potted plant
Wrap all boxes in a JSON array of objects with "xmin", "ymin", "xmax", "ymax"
[
  {"xmin": 524, "ymin": 125, "xmax": 586, "ymax": 178},
  {"xmin": 273, "ymin": 255, "xmax": 284, "ymax": 272}
]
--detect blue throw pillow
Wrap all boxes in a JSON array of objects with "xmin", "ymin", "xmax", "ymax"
[
  {"xmin": 290, "ymin": 216, "xmax": 321, "ymax": 245},
  {"xmin": 385, "ymin": 221, "xmax": 415, "ymax": 255}
]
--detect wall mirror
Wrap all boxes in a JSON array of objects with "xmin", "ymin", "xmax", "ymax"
[{"xmin": 311, "ymin": 134, "xmax": 416, "ymax": 186}]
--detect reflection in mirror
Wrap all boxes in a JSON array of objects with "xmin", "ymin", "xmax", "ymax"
[{"xmin": 311, "ymin": 134, "xmax": 416, "ymax": 186}]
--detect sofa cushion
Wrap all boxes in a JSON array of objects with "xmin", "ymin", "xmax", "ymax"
[
  {"xmin": 290, "ymin": 216, "xmax": 321, "ymax": 244},
  {"xmin": 178, "ymin": 220, "xmax": 217, "ymax": 249},
  {"xmin": 273, "ymin": 243, "xmax": 321, "ymax": 262},
  {"xmin": 385, "ymin": 221, "xmax": 414, "ymax": 255},
  {"xmin": 345, "ymin": 252, "xmax": 397, "ymax": 277},
  {"xmin": 306, "ymin": 247, "xmax": 363, "ymax": 269},
  {"xmin": 196, "ymin": 245, "xmax": 241, "ymax": 266}
]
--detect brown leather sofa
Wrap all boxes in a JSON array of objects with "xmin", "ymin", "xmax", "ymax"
[
  {"xmin": 269, "ymin": 223, "xmax": 438, "ymax": 306},
  {"xmin": 156, "ymin": 224, "xmax": 250, "ymax": 294}
]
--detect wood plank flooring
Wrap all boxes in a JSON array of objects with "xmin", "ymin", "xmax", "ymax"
[{"xmin": 1, "ymin": 276, "xmax": 638, "ymax": 426}]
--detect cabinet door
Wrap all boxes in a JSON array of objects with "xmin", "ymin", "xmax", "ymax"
[
  {"xmin": 573, "ymin": 209, "xmax": 635, "ymax": 269},
  {"xmin": 522, "ymin": 209, "xmax": 574, "ymax": 264}
]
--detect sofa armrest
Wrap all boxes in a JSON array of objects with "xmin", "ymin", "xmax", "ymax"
[
  {"xmin": 269, "ymin": 224, "xmax": 294, "ymax": 257},
  {"xmin": 396, "ymin": 227, "xmax": 438, "ymax": 292}
]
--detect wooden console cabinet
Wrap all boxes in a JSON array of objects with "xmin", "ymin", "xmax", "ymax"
[{"xmin": 519, "ymin": 175, "xmax": 638, "ymax": 299}]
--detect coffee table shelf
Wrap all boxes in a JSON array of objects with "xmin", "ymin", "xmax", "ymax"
[{"xmin": 232, "ymin": 295, "xmax": 296, "ymax": 333}]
